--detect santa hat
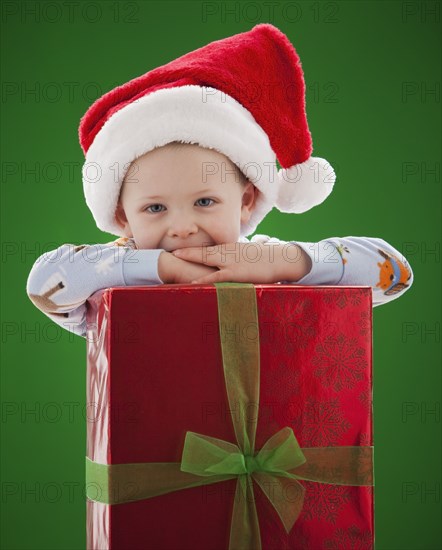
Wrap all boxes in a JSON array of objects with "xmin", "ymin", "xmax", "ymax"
[{"xmin": 79, "ymin": 23, "xmax": 336, "ymax": 238}]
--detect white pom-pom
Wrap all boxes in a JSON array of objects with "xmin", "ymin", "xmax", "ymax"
[{"xmin": 275, "ymin": 157, "xmax": 336, "ymax": 213}]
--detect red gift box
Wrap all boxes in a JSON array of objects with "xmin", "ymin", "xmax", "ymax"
[{"xmin": 85, "ymin": 284, "xmax": 374, "ymax": 550}]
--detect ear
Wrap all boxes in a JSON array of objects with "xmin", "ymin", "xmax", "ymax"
[
  {"xmin": 240, "ymin": 182, "xmax": 259, "ymax": 224},
  {"xmin": 115, "ymin": 202, "xmax": 133, "ymax": 237}
]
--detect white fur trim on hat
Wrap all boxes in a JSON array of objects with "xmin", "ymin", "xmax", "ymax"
[
  {"xmin": 276, "ymin": 157, "xmax": 336, "ymax": 213},
  {"xmin": 82, "ymin": 85, "xmax": 279, "ymax": 238}
]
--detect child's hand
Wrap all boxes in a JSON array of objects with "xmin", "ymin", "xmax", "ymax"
[
  {"xmin": 158, "ymin": 251, "xmax": 219, "ymax": 284},
  {"xmin": 171, "ymin": 242, "xmax": 310, "ymax": 284}
]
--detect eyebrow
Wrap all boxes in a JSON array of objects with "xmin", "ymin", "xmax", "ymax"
[{"xmin": 137, "ymin": 188, "xmax": 216, "ymax": 201}]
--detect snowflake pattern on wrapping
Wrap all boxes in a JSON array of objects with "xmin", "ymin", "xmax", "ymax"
[
  {"xmin": 358, "ymin": 432, "xmax": 371, "ymax": 446},
  {"xmin": 289, "ymin": 397, "xmax": 351, "ymax": 446},
  {"xmin": 358, "ymin": 309, "xmax": 371, "ymax": 337},
  {"xmin": 262, "ymin": 295, "xmax": 318, "ymax": 355},
  {"xmin": 324, "ymin": 523, "xmax": 373, "ymax": 549},
  {"xmin": 298, "ymin": 480, "xmax": 352, "ymax": 524},
  {"xmin": 358, "ymin": 388, "xmax": 372, "ymax": 411},
  {"xmin": 312, "ymin": 333, "xmax": 368, "ymax": 392},
  {"xmin": 323, "ymin": 287, "xmax": 368, "ymax": 310}
]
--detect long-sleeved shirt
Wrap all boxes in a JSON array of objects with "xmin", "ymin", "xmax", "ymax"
[{"xmin": 26, "ymin": 234, "xmax": 414, "ymax": 339}]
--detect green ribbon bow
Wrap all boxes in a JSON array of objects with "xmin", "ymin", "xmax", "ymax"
[{"xmin": 86, "ymin": 283, "xmax": 373, "ymax": 550}]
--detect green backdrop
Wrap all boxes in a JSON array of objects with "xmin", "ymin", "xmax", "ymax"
[{"xmin": 1, "ymin": 1, "xmax": 441, "ymax": 549}]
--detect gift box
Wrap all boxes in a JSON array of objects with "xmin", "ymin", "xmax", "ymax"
[{"xmin": 85, "ymin": 284, "xmax": 374, "ymax": 550}]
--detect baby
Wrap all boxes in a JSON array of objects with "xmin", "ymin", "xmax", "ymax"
[{"xmin": 26, "ymin": 24, "xmax": 414, "ymax": 339}]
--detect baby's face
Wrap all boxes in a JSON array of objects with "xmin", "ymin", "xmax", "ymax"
[{"xmin": 115, "ymin": 143, "xmax": 258, "ymax": 251}]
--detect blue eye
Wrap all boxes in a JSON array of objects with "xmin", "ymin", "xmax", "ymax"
[
  {"xmin": 145, "ymin": 204, "xmax": 164, "ymax": 213},
  {"xmin": 196, "ymin": 198, "xmax": 215, "ymax": 207},
  {"xmin": 144, "ymin": 198, "xmax": 215, "ymax": 214}
]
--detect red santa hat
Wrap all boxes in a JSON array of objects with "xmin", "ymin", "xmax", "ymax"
[{"xmin": 79, "ymin": 23, "xmax": 336, "ymax": 238}]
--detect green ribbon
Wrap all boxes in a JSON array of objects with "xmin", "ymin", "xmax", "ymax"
[{"xmin": 86, "ymin": 282, "xmax": 373, "ymax": 549}]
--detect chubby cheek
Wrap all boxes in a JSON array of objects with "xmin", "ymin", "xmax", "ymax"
[
  {"xmin": 131, "ymin": 223, "xmax": 158, "ymax": 250},
  {"xmin": 133, "ymin": 231, "xmax": 159, "ymax": 250},
  {"xmin": 211, "ymin": 220, "xmax": 240, "ymax": 245}
]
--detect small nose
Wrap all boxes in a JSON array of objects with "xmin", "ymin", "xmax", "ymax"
[{"xmin": 167, "ymin": 213, "xmax": 198, "ymax": 239}]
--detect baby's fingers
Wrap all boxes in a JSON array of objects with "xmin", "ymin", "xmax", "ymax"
[{"xmin": 172, "ymin": 245, "xmax": 229, "ymax": 267}]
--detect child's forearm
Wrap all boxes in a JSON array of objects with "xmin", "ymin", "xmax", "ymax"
[
  {"xmin": 273, "ymin": 236, "xmax": 414, "ymax": 307},
  {"xmin": 158, "ymin": 251, "xmax": 176, "ymax": 283},
  {"xmin": 26, "ymin": 243, "xmax": 165, "ymax": 338},
  {"xmin": 275, "ymin": 243, "xmax": 313, "ymax": 282}
]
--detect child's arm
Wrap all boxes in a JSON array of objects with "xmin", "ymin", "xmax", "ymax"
[
  {"xmin": 26, "ymin": 240, "xmax": 166, "ymax": 339},
  {"xmin": 26, "ymin": 236, "xmax": 225, "ymax": 339},
  {"xmin": 253, "ymin": 234, "xmax": 414, "ymax": 308},
  {"xmin": 167, "ymin": 235, "xmax": 413, "ymax": 308}
]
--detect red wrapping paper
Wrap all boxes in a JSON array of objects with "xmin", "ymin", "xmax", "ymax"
[{"xmin": 85, "ymin": 284, "xmax": 374, "ymax": 550}]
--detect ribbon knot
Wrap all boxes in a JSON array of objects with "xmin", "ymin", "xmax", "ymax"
[
  {"xmin": 179, "ymin": 427, "xmax": 310, "ymax": 537},
  {"xmin": 243, "ymin": 454, "xmax": 259, "ymax": 475}
]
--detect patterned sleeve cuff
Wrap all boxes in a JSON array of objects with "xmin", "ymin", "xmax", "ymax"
[{"xmin": 122, "ymin": 249, "xmax": 166, "ymax": 285}]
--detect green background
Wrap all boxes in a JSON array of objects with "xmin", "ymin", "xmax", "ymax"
[{"xmin": 1, "ymin": 0, "xmax": 441, "ymax": 548}]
